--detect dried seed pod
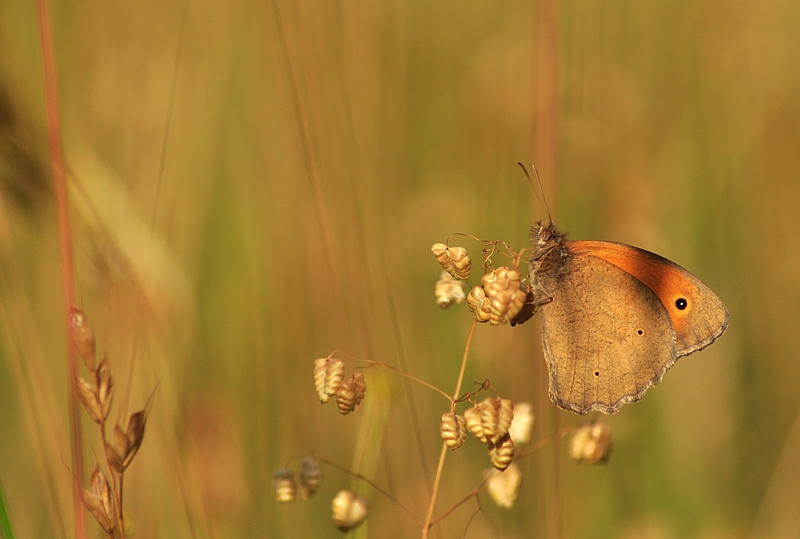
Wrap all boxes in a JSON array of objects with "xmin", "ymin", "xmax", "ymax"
[
  {"xmin": 484, "ymin": 462, "xmax": 522, "ymax": 509},
  {"xmin": 313, "ymin": 358, "xmax": 345, "ymax": 403},
  {"xmin": 434, "ymin": 270, "xmax": 468, "ymax": 308},
  {"xmin": 299, "ymin": 457, "xmax": 322, "ymax": 500},
  {"xmin": 273, "ymin": 468, "xmax": 297, "ymax": 503},
  {"xmin": 82, "ymin": 464, "xmax": 117, "ymax": 534},
  {"xmin": 476, "ymin": 397, "xmax": 514, "ymax": 445},
  {"xmin": 76, "ymin": 360, "xmax": 115, "ymax": 425},
  {"xmin": 483, "ymin": 267, "xmax": 528, "ymax": 325},
  {"xmin": 488, "ymin": 433, "xmax": 515, "ymax": 471},
  {"xmin": 106, "ymin": 410, "xmax": 148, "ymax": 473},
  {"xmin": 466, "ymin": 286, "xmax": 492, "ymax": 323},
  {"xmin": 71, "ymin": 309, "xmax": 96, "ymax": 371},
  {"xmin": 509, "ymin": 289, "xmax": 536, "ymax": 326},
  {"xmin": 464, "ymin": 405, "xmax": 487, "ymax": 443},
  {"xmin": 76, "ymin": 376, "xmax": 103, "ymax": 424},
  {"xmin": 479, "ymin": 397, "xmax": 502, "ymax": 445},
  {"xmin": 431, "ymin": 243, "xmax": 471, "ymax": 280},
  {"xmin": 508, "ymin": 402, "xmax": 534, "ymax": 445},
  {"xmin": 335, "ymin": 376, "xmax": 357, "ymax": 415},
  {"xmin": 95, "ymin": 358, "xmax": 114, "ymax": 421},
  {"xmin": 331, "ymin": 490, "xmax": 369, "ymax": 532},
  {"xmin": 570, "ymin": 422, "xmax": 612, "ymax": 464},
  {"xmin": 440, "ymin": 412, "xmax": 467, "ymax": 450},
  {"xmin": 352, "ymin": 370, "xmax": 366, "ymax": 406}
]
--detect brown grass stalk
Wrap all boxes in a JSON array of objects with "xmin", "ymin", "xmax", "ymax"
[
  {"xmin": 33, "ymin": 0, "xmax": 87, "ymax": 536},
  {"xmin": 421, "ymin": 319, "xmax": 478, "ymax": 539}
]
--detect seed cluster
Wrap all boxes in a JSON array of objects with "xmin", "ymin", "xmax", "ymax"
[
  {"xmin": 72, "ymin": 308, "xmax": 150, "ymax": 537},
  {"xmin": 313, "ymin": 357, "xmax": 367, "ymax": 415}
]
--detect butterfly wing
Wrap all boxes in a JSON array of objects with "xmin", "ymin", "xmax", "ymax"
[
  {"xmin": 539, "ymin": 247, "xmax": 680, "ymax": 414},
  {"xmin": 570, "ymin": 241, "xmax": 729, "ymax": 356}
]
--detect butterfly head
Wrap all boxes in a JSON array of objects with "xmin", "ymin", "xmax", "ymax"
[{"xmin": 531, "ymin": 220, "xmax": 568, "ymax": 261}]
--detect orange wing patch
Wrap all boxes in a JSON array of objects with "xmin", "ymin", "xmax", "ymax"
[{"xmin": 569, "ymin": 240, "xmax": 699, "ymax": 335}]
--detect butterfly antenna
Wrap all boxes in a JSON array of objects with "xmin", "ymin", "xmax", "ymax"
[{"xmin": 517, "ymin": 162, "xmax": 553, "ymax": 226}]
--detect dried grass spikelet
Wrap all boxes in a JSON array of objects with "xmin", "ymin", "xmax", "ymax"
[
  {"xmin": 464, "ymin": 404, "xmax": 487, "ymax": 443},
  {"xmin": 466, "ymin": 397, "xmax": 514, "ymax": 445},
  {"xmin": 331, "ymin": 490, "xmax": 369, "ymax": 532},
  {"xmin": 352, "ymin": 370, "xmax": 366, "ymax": 406},
  {"xmin": 488, "ymin": 433, "xmax": 515, "ymax": 471},
  {"xmin": 82, "ymin": 464, "xmax": 117, "ymax": 534},
  {"xmin": 482, "ymin": 267, "xmax": 528, "ymax": 325},
  {"xmin": 440, "ymin": 412, "xmax": 467, "ymax": 450},
  {"xmin": 435, "ymin": 270, "xmax": 468, "ymax": 308},
  {"xmin": 466, "ymin": 286, "xmax": 492, "ymax": 323},
  {"xmin": 484, "ymin": 462, "xmax": 522, "ymax": 509},
  {"xmin": 313, "ymin": 357, "xmax": 345, "ymax": 403},
  {"xmin": 75, "ymin": 358, "xmax": 114, "ymax": 425},
  {"xmin": 71, "ymin": 309, "xmax": 96, "ymax": 371},
  {"xmin": 273, "ymin": 467, "xmax": 297, "ymax": 503},
  {"xmin": 106, "ymin": 410, "xmax": 147, "ymax": 473},
  {"xmin": 431, "ymin": 243, "xmax": 471, "ymax": 280},
  {"xmin": 299, "ymin": 457, "xmax": 322, "ymax": 500},
  {"xmin": 335, "ymin": 371, "xmax": 366, "ymax": 415},
  {"xmin": 570, "ymin": 422, "xmax": 612, "ymax": 464},
  {"xmin": 508, "ymin": 402, "xmax": 534, "ymax": 445}
]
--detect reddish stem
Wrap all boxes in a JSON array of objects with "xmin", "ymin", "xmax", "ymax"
[{"xmin": 33, "ymin": 0, "xmax": 87, "ymax": 537}]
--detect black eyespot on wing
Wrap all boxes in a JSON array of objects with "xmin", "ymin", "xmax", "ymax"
[
  {"xmin": 594, "ymin": 371, "xmax": 600, "ymax": 377},
  {"xmin": 637, "ymin": 329, "xmax": 644, "ymax": 335},
  {"xmin": 675, "ymin": 298, "xmax": 688, "ymax": 310}
]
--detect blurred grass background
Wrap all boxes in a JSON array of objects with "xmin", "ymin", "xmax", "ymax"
[{"xmin": 1, "ymin": 0, "xmax": 799, "ymax": 537}]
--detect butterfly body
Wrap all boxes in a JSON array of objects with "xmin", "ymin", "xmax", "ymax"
[{"xmin": 525, "ymin": 220, "xmax": 729, "ymax": 415}]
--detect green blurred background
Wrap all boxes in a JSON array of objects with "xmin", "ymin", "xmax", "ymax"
[{"xmin": 1, "ymin": 1, "xmax": 799, "ymax": 537}]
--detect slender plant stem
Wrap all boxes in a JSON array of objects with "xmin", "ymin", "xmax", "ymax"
[
  {"xmin": 118, "ymin": 472, "xmax": 125, "ymax": 538},
  {"xmin": 421, "ymin": 320, "xmax": 478, "ymax": 538},
  {"xmin": 315, "ymin": 456, "xmax": 423, "ymax": 527},
  {"xmin": 33, "ymin": 1, "xmax": 86, "ymax": 537}
]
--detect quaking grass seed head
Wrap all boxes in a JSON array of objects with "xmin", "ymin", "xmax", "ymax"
[
  {"xmin": 482, "ymin": 267, "xmax": 528, "ymax": 325},
  {"xmin": 570, "ymin": 422, "xmax": 613, "ymax": 464},
  {"xmin": 313, "ymin": 357, "xmax": 345, "ymax": 403},
  {"xmin": 331, "ymin": 490, "xmax": 369, "ymax": 532},
  {"xmin": 467, "ymin": 286, "xmax": 492, "ymax": 323},
  {"xmin": 335, "ymin": 371, "xmax": 366, "ymax": 415},
  {"xmin": 299, "ymin": 457, "xmax": 322, "ymax": 500},
  {"xmin": 273, "ymin": 468, "xmax": 297, "ymax": 503},
  {"xmin": 440, "ymin": 412, "xmax": 467, "ymax": 450},
  {"xmin": 488, "ymin": 433, "xmax": 515, "ymax": 471},
  {"xmin": 508, "ymin": 402, "xmax": 534, "ymax": 444},
  {"xmin": 434, "ymin": 270, "xmax": 468, "ymax": 308},
  {"xmin": 431, "ymin": 243, "xmax": 471, "ymax": 280},
  {"xmin": 484, "ymin": 462, "xmax": 522, "ymax": 509},
  {"xmin": 465, "ymin": 397, "xmax": 515, "ymax": 445}
]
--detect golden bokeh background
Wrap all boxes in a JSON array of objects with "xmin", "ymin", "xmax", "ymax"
[{"xmin": 1, "ymin": 1, "xmax": 799, "ymax": 537}]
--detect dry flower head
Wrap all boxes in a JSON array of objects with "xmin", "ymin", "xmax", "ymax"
[
  {"xmin": 300, "ymin": 457, "xmax": 322, "ymax": 500},
  {"xmin": 82, "ymin": 464, "xmax": 117, "ymax": 535},
  {"xmin": 313, "ymin": 357, "xmax": 345, "ymax": 403},
  {"xmin": 508, "ymin": 402, "xmax": 534, "ymax": 444},
  {"xmin": 434, "ymin": 270, "xmax": 468, "ymax": 308},
  {"xmin": 273, "ymin": 468, "xmax": 297, "ymax": 503},
  {"xmin": 331, "ymin": 490, "xmax": 369, "ymax": 532},
  {"xmin": 431, "ymin": 243, "xmax": 471, "ymax": 280},
  {"xmin": 440, "ymin": 412, "xmax": 467, "ymax": 450},
  {"xmin": 484, "ymin": 462, "xmax": 522, "ymax": 509},
  {"xmin": 488, "ymin": 433, "xmax": 515, "ymax": 471},
  {"xmin": 570, "ymin": 422, "xmax": 613, "ymax": 464}
]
